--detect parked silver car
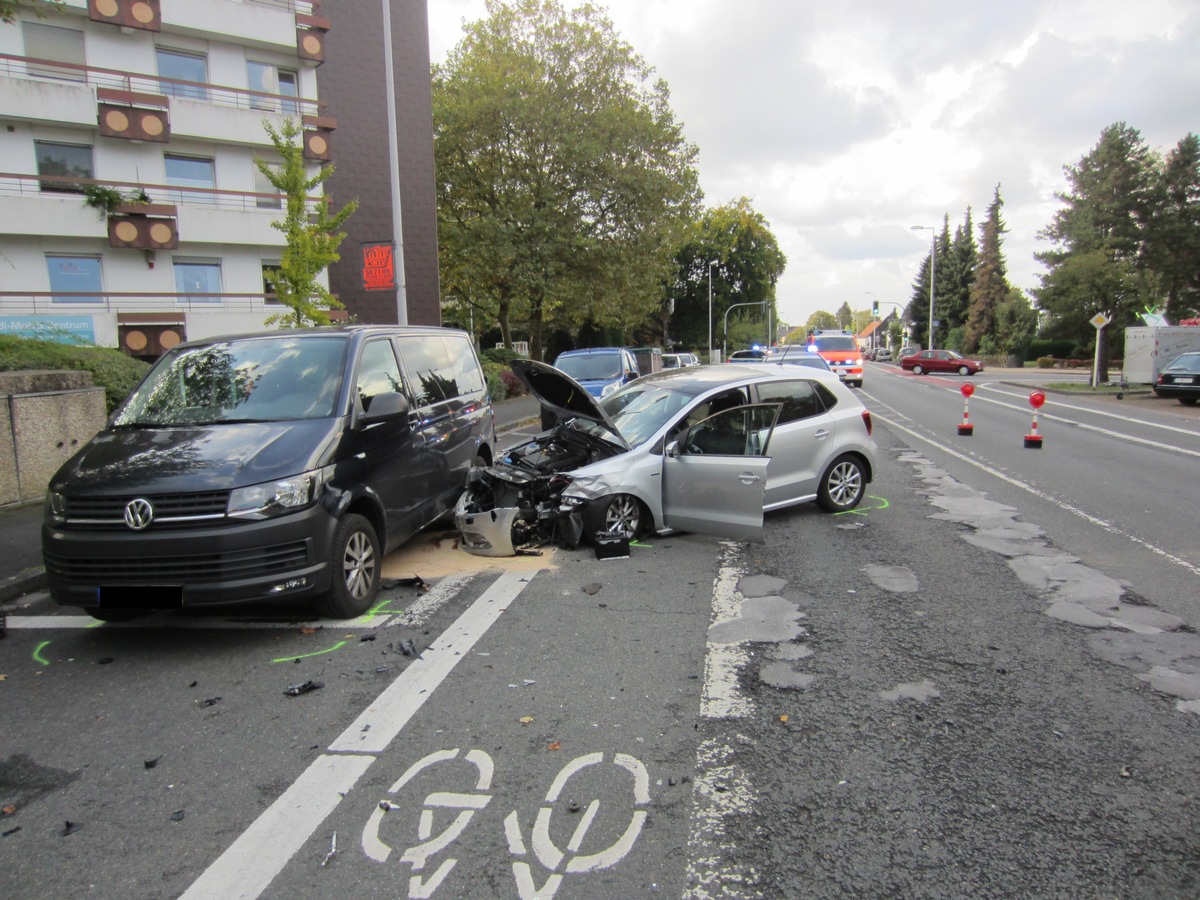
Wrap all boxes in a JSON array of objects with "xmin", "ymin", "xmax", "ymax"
[{"xmin": 455, "ymin": 361, "xmax": 877, "ymax": 555}]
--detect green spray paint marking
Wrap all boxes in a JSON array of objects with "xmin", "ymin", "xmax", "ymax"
[
  {"xmin": 357, "ymin": 599, "xmax": 400, "ymax": 624},
  {"xmin": 271, "ymin": 640, "xmax": 348, "ymax": 664},
  {"xmin": 32, "ymin": 641, "xmax": 52, "ymax": 666},
  {"xmin": 834, "ymin": 495, "xmax": 890, "ymax": 518},
  {"xmin": 630, "ymin": 540, "xmax": 652, "ymax": 548}
]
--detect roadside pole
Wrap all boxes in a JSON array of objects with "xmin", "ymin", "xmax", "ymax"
[{"xmin": 1090, "ymin": 312, "xmax": 1111, "ymax": 388}]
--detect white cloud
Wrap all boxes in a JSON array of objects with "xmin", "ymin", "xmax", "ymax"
[{"xmin": 426, "ymin": 0, "xmax": 1199, "ymax": 329}]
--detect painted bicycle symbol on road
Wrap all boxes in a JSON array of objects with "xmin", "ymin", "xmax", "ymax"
[{"xmin": 361, "ymin": 748, "xmax": 651, "ymax": 899}]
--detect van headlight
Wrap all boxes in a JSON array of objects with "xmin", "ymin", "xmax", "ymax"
[{"xmin": 228, "ymin": 471, "xmax": 322, "ymax": 519}]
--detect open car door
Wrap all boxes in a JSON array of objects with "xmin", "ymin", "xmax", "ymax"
[{"xmin": 661, "ymin": 403, "xmax": 779, "ymax": 542}]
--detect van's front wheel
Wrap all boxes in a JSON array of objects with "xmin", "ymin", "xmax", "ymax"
[{"xmin": 318, "ymin": 513, "xmax": 380, "ymax": 618}]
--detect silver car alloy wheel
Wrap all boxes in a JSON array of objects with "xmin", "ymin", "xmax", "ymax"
[
  {"xmin": 826, "ymin": 460, "xmax": 863, "ymax": 507},
  {"xmin": 604, "ymin": 494, "xmax": 642, "ymax": 537}
]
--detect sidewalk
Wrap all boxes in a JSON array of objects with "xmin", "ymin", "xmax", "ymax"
[{"xmin": 0, "ymin": 394, "xmax": 543, "ymax": 606}]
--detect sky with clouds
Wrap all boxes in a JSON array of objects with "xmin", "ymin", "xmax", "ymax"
[{"xmin": 426, "ymin": 0, "xmax": 1199, "ymax": 329}]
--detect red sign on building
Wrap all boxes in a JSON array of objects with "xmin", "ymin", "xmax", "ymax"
[{"xmin": 362, "ymin": 242, "xmax": 396, "ymax": 292}]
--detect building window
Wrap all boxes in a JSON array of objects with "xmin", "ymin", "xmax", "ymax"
[
  {"xmin": 165, "ymin": 154, "xmax": 216, "ymax": 205},
  {"xmin": 35, "ymin": 141, "xmax": 93, "ymax": 193},
  {"xmin": 262, "ymin": 261, "xmax": 282, "ymax": 304},
  {"xmin": 253, "ymin": 161, "xmax": 282, "ymax": 209},
  {"xmin": 174, "ymin": 259, "xmax": 222, "ymax": 303},
  {"xmin": 22, "ymin": 22, "xmax": 86, "ymax": 82},
  {"xmin": 156, "ymin": 48, "xmax": 208, "ymax": 101},
  {"xmin": 46, "ymin": 255, "xmax": 103, "ymax": 304},
  {"xmin": 247, "ymin": 61, "xmax": 299, "ymax": 115}
]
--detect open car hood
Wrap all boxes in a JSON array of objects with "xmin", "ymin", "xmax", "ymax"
[{"xmin": 511, "ymin": 359, "xmax": 627, "ymax": 445}]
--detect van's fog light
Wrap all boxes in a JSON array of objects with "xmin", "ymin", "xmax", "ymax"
[{"xmin": 269, "ymin": 577, "xmax": 308, "ymax": 593}]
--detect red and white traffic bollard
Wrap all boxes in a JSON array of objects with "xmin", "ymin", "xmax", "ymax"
[
  {"xmin": 1024, "ymin": 390, "xmax": 1045, "ymax": 448},
  {"xmin": 958, "ymin": 382, "xmax": 974, "ymax": 436}
]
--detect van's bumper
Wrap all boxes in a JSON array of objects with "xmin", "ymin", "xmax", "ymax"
[{"xmin": 41, "ymin": 503, "xmax": 339, "ymax": 612}]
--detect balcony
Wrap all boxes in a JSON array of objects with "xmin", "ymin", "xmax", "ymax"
[
  {"xmin": 0, "ymin": 172, "xmax": 328, "ymax": 246},
  {"xmin": 0, "ymin": 53, "xmax": 325, "ymax": 146}
]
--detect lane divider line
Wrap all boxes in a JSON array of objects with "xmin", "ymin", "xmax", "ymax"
[{"xmin": 180, "ymin": 570, "xmax": 537, "ymax": 900}]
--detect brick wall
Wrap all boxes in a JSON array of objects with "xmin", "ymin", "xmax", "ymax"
[{"xmin": 322, "ymin": 0, "xmax": 441, "ymax": 326}]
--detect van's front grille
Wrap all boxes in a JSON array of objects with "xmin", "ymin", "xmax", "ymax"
[
  {"xmin": 59, "ymin": 491, "xmax": 231, "ymax": 529},
  {"xmin": 44, "ymin": 541, "xmax": 310, "ymax": 583}
]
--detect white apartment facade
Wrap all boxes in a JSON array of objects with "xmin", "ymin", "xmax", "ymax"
[{"xmin": 0, "ymin": 0, "xmax": 338, "ymax": 359}]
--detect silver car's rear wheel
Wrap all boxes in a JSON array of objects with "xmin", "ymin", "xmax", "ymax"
[
  {"xmin": 817, "ymin": 455, "xmax": 866, "ymax": 512},
  {"xmin": 583, "ymin": 493, "xmax": 645, "ymax": 541}
]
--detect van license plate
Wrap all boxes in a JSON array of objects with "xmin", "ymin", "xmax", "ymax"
[{"xmin": 98, "ymin": 585, "xmax": 184, "ymax": 609}]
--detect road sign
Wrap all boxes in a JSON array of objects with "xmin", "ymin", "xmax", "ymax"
[{"xmin": 1090, "ymin": 312, "xmax": 1110, "ymax": 329}]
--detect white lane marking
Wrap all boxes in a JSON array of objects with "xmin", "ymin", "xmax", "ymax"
[
  {"xmin": 978, "ymin": 383, "xmax": 1200, "ymax": 438},
  {"xmin": 872, "ymin": 411, "xmax": 1200, "ymax": 578},
  {"xmin": 180, "ymin": 753, "xmax": 375, "ymax": 900},
  {"xmin": 867, "ymin": 383, "xmax": 1200, "ymax": 456},
  {"xmin": 180, "ymin": 570, "xmax": 535, "ymax": 900},
  {"xmin": 330, "ymin": 572, "xmax": 530, "ymax": 754},
  {"xmin": 4, "ymin": 616, "xmax": 387, "ymax": 630},
  {"xmin": 6, "ymin": 575, "xmax": 474, "ymax": 632},
  {"xmin": 699, "ymin": 542, "xmax": 754, "ymax": 719}
]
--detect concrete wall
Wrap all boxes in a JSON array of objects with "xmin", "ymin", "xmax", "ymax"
[{"xmin": 0, "ymin": 370, "xmax": 107, "ymax": 505}]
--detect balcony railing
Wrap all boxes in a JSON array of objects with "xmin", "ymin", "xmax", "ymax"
[
  {"xmin": 0, "ymin": 53, "xmax": 324, "ymax": 117},
  {"xmin": 249, "ymin": 0, "xmax": 320, "ymax": 13},
  {"xmin": 0, "ymin": 292, "xmax": 287, "ymax": 314},
  {"xmin": 0, "ymin": 172, "xmax": 329, "ymax": 214}
]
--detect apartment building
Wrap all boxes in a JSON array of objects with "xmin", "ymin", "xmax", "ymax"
[{"xmin": 0, "ymin": 0, "xmax": 438, "ymax": 360}]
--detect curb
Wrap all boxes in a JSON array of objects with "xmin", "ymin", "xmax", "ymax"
[{"xmin": 0, "ymin": 567, "xmax": 47, "ymax": 605}]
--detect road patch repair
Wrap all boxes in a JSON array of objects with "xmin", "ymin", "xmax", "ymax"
[{"xmin": 900, "ymin": 450, "xmax": 1200, "ymax": 715}]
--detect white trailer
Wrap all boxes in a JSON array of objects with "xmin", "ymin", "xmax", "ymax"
[{"xmin": 1123, "ymin": 326, "xmax": 1200, "ymax": 383}]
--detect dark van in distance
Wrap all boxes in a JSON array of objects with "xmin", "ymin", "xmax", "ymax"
[{"xmin": 41, "ymin": 326, "xmax": 494, "ymax": 620}]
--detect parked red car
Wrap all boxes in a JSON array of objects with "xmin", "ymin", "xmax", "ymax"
[{"xmin": 901, "ymin": 349, "xmax": 984, "ymax": 376}]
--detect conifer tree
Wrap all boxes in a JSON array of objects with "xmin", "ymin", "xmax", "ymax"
[{"xmin": 964, "ymin": 187, "xmax": 1009, "ymax": 353}]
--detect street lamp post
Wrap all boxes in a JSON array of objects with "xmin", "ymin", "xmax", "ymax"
[
  {"xmin": 864, "ymin": 291, "xmax": 878, "ymax": 351},
  {"xmin": 723, "ymin": 300, "xmax": 767, "ymax": 362},
  {"xmin": 910, "ymin": 225, "xmax": 936, "ymax": 351},
  {"xmin": 707, "ymin": 259, "xmax": 718, "ymax": 364}
]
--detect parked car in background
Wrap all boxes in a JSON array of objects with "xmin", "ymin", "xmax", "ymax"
[
  {"xmin": 551, "ymin": 347, "xmax": 640, "ymax": 398},
  {"xmin": 680, "ymin": 352, "xmax": 701, "ymax": 366},
  {"xmin": 455, "ymin": 361, "xmax": 878, "ymax": 556},
  {"xmin": 897, "ymin": 346, "xmax": 920, "ymax": 363},
  {"xmin": 901, "ymin": 349, "xmax": 984, "ymax": 376},
  {"xmin": 662, "ymin": 353, "xmax": 683, "ymax": 369},
  {"xmin": 42, "ymin": 327, "xmax": 495, "ymax": 620},
  {"xmin": 874, "ymin": 347, "xmax": 892, "ymax": 362},
  {"xmin": 1154, "ymin": 351, "xmax": 1200, "ymax": 404},
  {"xmin": 728, "ymin": 348, "xmax": 770, "ymax": 363},
  {"xmin": 758, "ymin": 348, "xmax": 832, "ymax": 372}
]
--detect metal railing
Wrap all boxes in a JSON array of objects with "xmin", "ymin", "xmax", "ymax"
[
  {"xmin": 0, "ymin": 53, "xmax": 324, "ymax": 117},
  {"xmin": 248, "ymin": 0, "xmax": 320, "ymax": 13},
  {"xmin": 0, "ymin": 172, "xmax": 330, "ymax": 214},
  {"xmin": 0, "ymin": 292, "xmax": 286, "ymax": 314}
]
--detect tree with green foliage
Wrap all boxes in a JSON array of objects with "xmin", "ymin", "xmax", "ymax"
[
  {"xmin": 1144, "ymin": 133, "xmax": 1200, "ymax": 322},
  {"xmin": 667, "ymin": 198, "xmax": 785, "ymax": 356},
  {"xmin": 835, "ymin": 301, "xmax": 853, "ymax": 330},
  {"xmin": 255, "ymin": 118, "xmax": 357, "ymax": 328},
  {"xmin": 944, "ymin": 208, "xmax": 977, "ymax": 335},
  {"xmin": 1035, "ymin": 122, "xmax": 1161, "ymax": 365},
  {"xmin": 0, "ymin": 0, "xmax": 63, "ymax": 24},
  {"xmin": 964, "ymin": 186, "xmax": 1009, "ymax": 353},
  {"xmin": 806, "ymin": 310, "xmax": 838, "ymax": 331},
  {"xmin": 433, "ymin": 0, "xmax": 701, "ymax": 361}
]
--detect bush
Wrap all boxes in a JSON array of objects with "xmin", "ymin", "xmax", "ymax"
[
  {"xmin": 499, "ymin": 369, "xmax": 527, "ymax": 398},
  {"xmin": 482, "ymin": 346, "xmax": 524, "ymax": 366},
  {"xmin": 1028, "ymin": 339, "xmax": 1074, "ymax": 360},
  {"xmin": 0, "ymin": 335, "xmax": 149, "ymax": 413}
]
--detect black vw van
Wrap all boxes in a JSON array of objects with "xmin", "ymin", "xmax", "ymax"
[{"xmin": 41, "ymin": 326, "xmax": 495, "ymax": 619}]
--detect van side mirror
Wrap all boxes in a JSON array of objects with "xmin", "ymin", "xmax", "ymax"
[{"xmin": 361, "ymin": 391, "xmax": 410, "ymax": 423}]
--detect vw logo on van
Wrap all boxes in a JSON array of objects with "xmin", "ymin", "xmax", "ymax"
[{"xmin": 124, "ymin": 498, "xmax": 155, "ymax": 530}]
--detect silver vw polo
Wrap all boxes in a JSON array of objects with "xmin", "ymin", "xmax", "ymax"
[{"xmin": 455, "ymin": 360, "xmax": 877, "ymax": 556}]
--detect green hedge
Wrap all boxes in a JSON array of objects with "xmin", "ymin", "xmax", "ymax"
[{"xmin": 0, "ymin": 335, "xmax": 149, "ymax": 413}]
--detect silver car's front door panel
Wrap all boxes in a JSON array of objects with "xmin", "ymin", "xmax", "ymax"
[{"xmin": 661, "ymin": 454, "xmax": 768, "ymax": 541}]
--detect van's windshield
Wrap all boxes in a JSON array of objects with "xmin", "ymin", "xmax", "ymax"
[
  {"xmin": 113, "ymin": 335, "xmax": 349, "ymax": 426},
  {"xmin": 555, "ymin": 352, "xmax": 622, "ymax": 381}
]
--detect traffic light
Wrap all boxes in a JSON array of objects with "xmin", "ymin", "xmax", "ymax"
[{"xmin": 872, "ymin": 299, "xmax": 879, "ymax": 317}]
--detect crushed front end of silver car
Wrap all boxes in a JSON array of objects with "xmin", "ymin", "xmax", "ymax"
[{"xmin": 454, "ymin": 425, "xmax": 623, "ymax": 555}]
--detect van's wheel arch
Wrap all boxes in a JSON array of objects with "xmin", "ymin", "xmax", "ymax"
[{"xmin": 318, "ymin": 513, "xmax": 381, "ymax": 618}]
